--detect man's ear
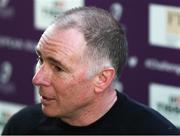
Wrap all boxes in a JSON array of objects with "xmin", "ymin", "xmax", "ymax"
[{"xmin": 93, "ymin": 68, "xmax": 115, "ymax": 93}]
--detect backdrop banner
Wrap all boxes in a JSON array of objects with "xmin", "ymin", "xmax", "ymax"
[{"xmin": 0, "ymin": 0, "xmax": 180, "ymax": 132}]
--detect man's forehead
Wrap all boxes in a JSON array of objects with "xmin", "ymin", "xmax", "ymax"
[
  {"xmin": 45, "ymin": 26, "xmax": 86, "ymax": 47},
  {"xmin": 36, "ymin": 27, "xmax": 87, "ymax": 56},
  {"xmin": 42, "ymin": 24, "xmax": 59, "ymax": 39}
]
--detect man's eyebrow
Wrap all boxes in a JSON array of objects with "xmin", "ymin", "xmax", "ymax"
[
  {"xmin": 35, "ymin": 46, "xmax": 70, "ymax": 71},
  {"xmin": 47, "ymin": 57, "xmax": 69, "ymax": 70}
]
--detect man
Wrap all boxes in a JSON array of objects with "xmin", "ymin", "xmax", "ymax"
[{"xmin": 2, "ymin": 7, "xmax": 180, "ymax": 135}]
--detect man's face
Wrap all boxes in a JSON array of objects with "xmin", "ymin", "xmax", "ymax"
[{"xmin": 32, "ymin": 25, "xmax": 95, "ymax": 119}]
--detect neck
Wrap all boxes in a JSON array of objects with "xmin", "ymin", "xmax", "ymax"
[{"xmin": 61, "ymin": 89, "xmax": 117, "ymax": 126}]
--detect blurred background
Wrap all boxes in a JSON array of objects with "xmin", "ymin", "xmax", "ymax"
[{"xmin": 0, "ymin": 0, "xmax": 180, "ymax": 133}]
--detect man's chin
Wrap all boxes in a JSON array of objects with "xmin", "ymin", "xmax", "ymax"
[{"xmin": 41, "ymin": 103, "xmax": 58, "ymax": 117}]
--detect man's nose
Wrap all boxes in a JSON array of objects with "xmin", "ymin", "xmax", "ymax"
[{"xmin": 32, "ymin": 65, "xmax": 51, "ymax": 86}]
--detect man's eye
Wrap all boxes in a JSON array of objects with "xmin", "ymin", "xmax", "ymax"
[
  {"xmin": 37, "ymin": 56, "xmax": 43, "ymax": 64},
  {"xmin": 54, "ymin": 65, "xmax": 63, "ymax": 72}
]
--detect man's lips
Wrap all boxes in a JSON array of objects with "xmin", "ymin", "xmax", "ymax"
[
  {"xmin": 41, "ymin": 95, "xmax": 56, "ymax": 105},
  {"xmin": 42, "ymin": 96, "xmax": 55, "ymax": 100}
]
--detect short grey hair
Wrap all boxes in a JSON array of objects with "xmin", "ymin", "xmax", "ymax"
[{"xmin": 54, "ymin": 6, "xmax": 128, "ymax": 78}]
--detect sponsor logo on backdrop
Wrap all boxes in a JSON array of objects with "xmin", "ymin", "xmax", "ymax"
[
  {"xmin": 0, "ymin": 0, "xmax": 15, "ymax": 19},
  {"xmin": 0, "ymin": 35, "xmax": 37, "ymax": 53},
  {"xmin": 113, "ymin": 80, "xmax": 123, "ymax": 92},
  {"xmin": 34, "ymin": 85, "xmax": 40, "ymax": 103},
  {"xmin": 149, "ymin": 83, "xmax": 180, "ymax": 127},
  {"xmin": 34, "ymin": 0, "xmax": 84, "ymax": 30},
  {"xmin": 167, "ymin": 10, "xmax": 180, "ymax": 36},
  {"xmin": 0, "ymin": 101, "xmax": 25, "ymax": 133},
  {"xmin": 128, "ymin": 56, "xmax": 138, "ymax": 68},
  {"xmin": 149, "ymin": 4, "xmax": 180, "ymax": 50},
  {"xmin": 109, "ymin": 2, "xmax": 123, "ymax": 21},
  {"xmin": 0, "ymin": 0, "xmax": 9, "ymax": 8},
  {"xmin": 144, "ymin": 58, "xmax": 180, "ymax": 76},
  {"xmin": 0, "ymin": 61, "xmax": 15, "ymax": 95}
]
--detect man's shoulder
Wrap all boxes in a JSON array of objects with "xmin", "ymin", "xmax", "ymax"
[
  {"xmin": 2, "ymin": 104, "xmax": 44, "ymax": 135},
  {"xmin": 116, "ymin": 92, "xmax": 180, "ymax": 134},
  {"xmin": 10, "ymin": 103, "xmax": 42, "ymax": 122}
]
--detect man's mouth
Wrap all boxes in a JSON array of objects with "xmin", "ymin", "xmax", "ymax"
[{"xmin": 41, "ymin": 96, "xmax": 55, "ymax": 105}]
